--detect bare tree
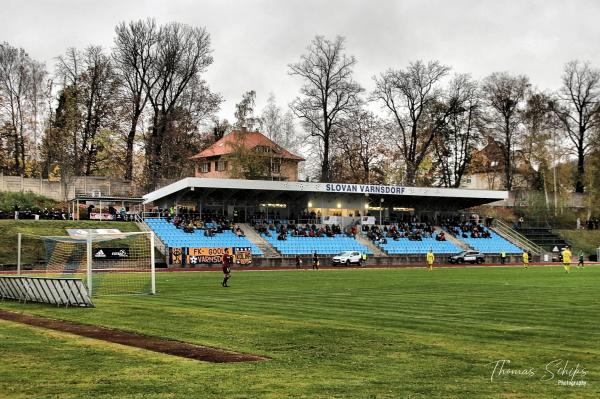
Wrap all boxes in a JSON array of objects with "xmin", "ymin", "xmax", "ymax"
[
  {"xmin": 433, "ymin": 74, "xmax": 482, "ymax": 188},
  {"xmin": 145, "ymin": 22, "xmax": 214, "ymax": 189},
  {"xmin": 289, "ymin": 36, "xmax": 363, "ymax": 182},
  {"xmin": 56, "ymin": 46, "xmax": 117, "ymax": 175},
  {"xmin": 481, "ymin": 72, "xmax": 530, "ymax": 190},
  {"xmin": 520, "ymin": 92, "xmax": 555, "ymax": 198},
  {"xmin": 112, "ymin": 18, "xmax": 158, "ymax": 180},
  {"xmin": 554, "ymin": 61, "xmax": 600, "ymax": 193},
  {"xmin": 373, "ymin": 60, "xmax": 451, "ymax": 186},
  {"xmin": 261, "ymin": 93, "xmax": 301, "ymax": 153},
  {"xmin": 234, "ymin": 90, "xmax": 261, "ymax": 130},
  {"xmin": 336, "ymin": 107, "xmax": 385, "ymax": 184},
  {"xmin": 0, "ymin": 42, "xmax": 47, "ymax": 175}
]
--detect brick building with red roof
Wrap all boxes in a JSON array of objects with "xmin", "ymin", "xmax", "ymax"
[{"xmin": 190, "ymin": 127, "xmax": 304, "ymax": 181}]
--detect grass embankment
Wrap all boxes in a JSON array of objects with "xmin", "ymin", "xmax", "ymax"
[
  {"xmin": 0, "ymin": 267, "xmax": 598, "ymax": 398},
  {"xmin": 0, "ymin": 191, "xmax": 58, "ymax": 213},
  {"xmin": 555, "ymin": 229, "xmax": 600, "ymax": 256},
  {"xmin": 0, "ymin": 220, "xmax": 140, "ymax": 266}
]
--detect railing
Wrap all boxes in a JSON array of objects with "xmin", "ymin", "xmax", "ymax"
[
  {"xmin": 135, "ymin": 215, "xmax": 168, "ymax": 257},
  {"xmin": 492, "ymin": 219, "xmax": 546, "ymax": 255}
]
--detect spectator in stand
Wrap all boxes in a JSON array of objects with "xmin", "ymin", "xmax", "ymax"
[
  {"xmin": 183, "ymin": 221, "xmax": 195, "ymax": 233},
  {"xmin": 87, "ymin": 204, "xmax": 94, "ymax": 220}
]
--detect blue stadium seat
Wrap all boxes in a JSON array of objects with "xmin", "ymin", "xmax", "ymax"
[
  {"xmin": 145, "ymin": 218, "xmax": 263, "ymax": 256},
  {"xmin": 263, "ymin": 233, "xmax": 372, "ymax": 256},
  {"xmin": 376, "ymin": 237, "xmax": 461, "ymax": 255},
  {"xmin": 459, "ymin": 231, "xmax": 522, "ymax": 254}
]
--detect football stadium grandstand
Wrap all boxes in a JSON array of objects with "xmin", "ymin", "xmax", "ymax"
[{"xmin": 134, "ymin": 177, "xmax": 537, "ymax": 265}]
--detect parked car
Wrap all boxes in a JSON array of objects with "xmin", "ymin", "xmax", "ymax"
[
  {"xmin": 332, "ymin": 251, "xmax": 363, "ymax": 266},
  {"xmin": 448, "ymin": 250, "xmax": 485, "ymax": 264}
]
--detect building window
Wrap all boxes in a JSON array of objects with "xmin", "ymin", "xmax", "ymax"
[
  {"xmin": 255, "ymin": 145, "xmax": 271, "ymax": 153},
  {"xmin": 272, "ymin": 163, "xmax": 281, "ymax": 174},
  {"xmin": 216, "ymin": 160, "xmax": 228, "ymax": 171},
  {"xmin": 199, "ymin": 162, "xmax": 210, "ymax": 173},
  {"xmin": 465, "ymin": 178, "xmax": 472, "ymax": 184}
]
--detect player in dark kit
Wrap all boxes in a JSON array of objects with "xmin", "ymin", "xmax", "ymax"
[
  {"xmin": 312, "ymin": 251, "xmax": 319, "ymax": 270},
  {"xmin": 221, "ymin": 248, "xmax": 232, "ymax": 287}
]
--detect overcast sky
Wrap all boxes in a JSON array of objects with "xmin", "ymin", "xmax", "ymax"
[{"xmin": 2, "ymin": 0, "xmax": 600, "ymax": 121}]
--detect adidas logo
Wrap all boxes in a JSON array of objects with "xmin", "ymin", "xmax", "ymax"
[{"xmin": 95, "ymin": 249, "xmax": 106, "ymax": 258}]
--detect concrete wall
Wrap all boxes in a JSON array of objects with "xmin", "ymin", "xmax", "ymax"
[{"xmin": 0, "ymin": 174, "xmax": 146, "ymax": 201}]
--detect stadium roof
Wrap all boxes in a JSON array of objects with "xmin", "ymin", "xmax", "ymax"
[
  {"xmin": 143, "ymin": 177, "xmax": 508, "ymax": 209},
  {"xmin": 69, "ymin": 195, "xmax": 144, "ymax": 203}
]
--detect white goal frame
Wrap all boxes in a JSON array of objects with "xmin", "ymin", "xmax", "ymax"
[{"xmin": 17, "ymin": 231, "xmax": 156, "ymax": 296}]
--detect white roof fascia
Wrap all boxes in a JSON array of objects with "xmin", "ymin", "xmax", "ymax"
[{"xmin": 143, "ymin": 178, "xmax": 508, "ymax": 204}]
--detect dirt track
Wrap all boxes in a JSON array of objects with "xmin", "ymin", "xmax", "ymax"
[{"xmin": 0, "ymin": 309, "xmax": 267, "ymax": 363}]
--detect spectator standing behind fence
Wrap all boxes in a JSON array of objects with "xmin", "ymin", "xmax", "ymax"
[{"xmin": 576, "ymin": 217, "xmax": 581, "ymax": 230}]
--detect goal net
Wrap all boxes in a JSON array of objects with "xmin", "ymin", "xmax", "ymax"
[{"xmin": 16, "ymin": 231, "xmax": 155, "ymax": 296}]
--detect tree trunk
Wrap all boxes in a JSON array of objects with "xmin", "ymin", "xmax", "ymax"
[
  {"xmin": 504, "ymin": 122, "xmax": 512, "ymax": 191},
  {"xmin": 320, "ymin": 135, "xmax": 330, "ymax": 182},
  {"xmin": 405, "ymin": 162, "xmax": 417, "ymax": 186},
  {"xmin": 124, "ymin": 116, "xmax": 139, "ymax": 181},
  {"xmin": 146, "ymin": 109, "xmax": 166, "ymax": 190},
  {"xmin": 19, "ymin": 123, "xmax": 25, "ymax": 176},
  {"xmin": 12, "ymin": 126, "xmax": 20, "ymax": 174},
  {"xmin": 575, "ymin": 145, "xmax": 585, "ymax": 193}
]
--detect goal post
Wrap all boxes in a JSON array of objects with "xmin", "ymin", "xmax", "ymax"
[{"xmin": 16, "ymin": 231, "xmax": 156, "ymax": 296}]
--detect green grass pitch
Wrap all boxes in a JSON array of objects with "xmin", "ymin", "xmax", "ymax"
[{"xmin": 0, "ymin": 266, "xmax": 598, "ymax": 398}]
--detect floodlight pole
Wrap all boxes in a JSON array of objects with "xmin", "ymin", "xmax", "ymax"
[
  {"xmin": 150, "ymin": 231, "xmax": 156, "ymax": 295},
  {"xmin": 17, "ymin": 233, "xmax": 21, "ymax": 275},
  {"xmin": 86, "ymin": 231, "xmax": 93, "ymax": 296}
]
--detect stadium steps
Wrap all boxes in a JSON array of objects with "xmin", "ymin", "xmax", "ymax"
[
  {"xmin": 513, "ymin": 226, "xmax": 569, "ymax": 252},
  {"xmin": 239, "ymin": 223, "xmax": 280, "ymax": 258},
  {"xmin": 440, "ymin": 228, "xmax": 472, "ymax": 251},
  {"xmin": 137, "ymin": 219, "xmax": 168, "ymax": 256},
  {"xmin": 492, "ymin": 219, "xmax": 547, "ymax": 255},
  {"xmin": 355, "ymin": 233, "xmax": 387, "ymax": 256}
]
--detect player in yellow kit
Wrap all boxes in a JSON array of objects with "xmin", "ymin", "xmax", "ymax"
[
  {"xmin": 561, "ymin": 246, "xmax": 572, "ymax": 273},
  {"xmin": 426, "ymin": 249, "xmax": 435, "ymax": 271},
  {"xmin": 522, "ymin": 251, "xmax": 529, "ymax": 269}
]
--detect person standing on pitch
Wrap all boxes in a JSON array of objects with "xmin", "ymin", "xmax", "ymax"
[
  {"xmin": 577, "ymin": 251, "xmax": 585, "ymax": 269},
  {"xmin": 312, "ymin": 251, "xmax": 319, "ymax": 270},
  {"xmin": 426, "ymin": 249, "xmax": 435, "ymax": 272},
  {"xmin": 295, "ymin": 254, "xmax": 302, "ymax": 270},
  {"xmin": 221, "ymin": 248, "xmax": 232, "ymax": 287},
  {"xmin": 522, "ymin": 251, "xmax": 529, "ymax": 269},
  {"xmin": 561, "ymin": 246, "xmax": 572, "ymax": 273},
  {"xmin": 500, "ymin": 251, "xmax": 506, "ymax": 265}
]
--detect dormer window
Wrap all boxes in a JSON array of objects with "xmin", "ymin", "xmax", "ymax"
[{"xmin": 255, "ymin": 146, "xmax": 271, "ymax": 153}]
